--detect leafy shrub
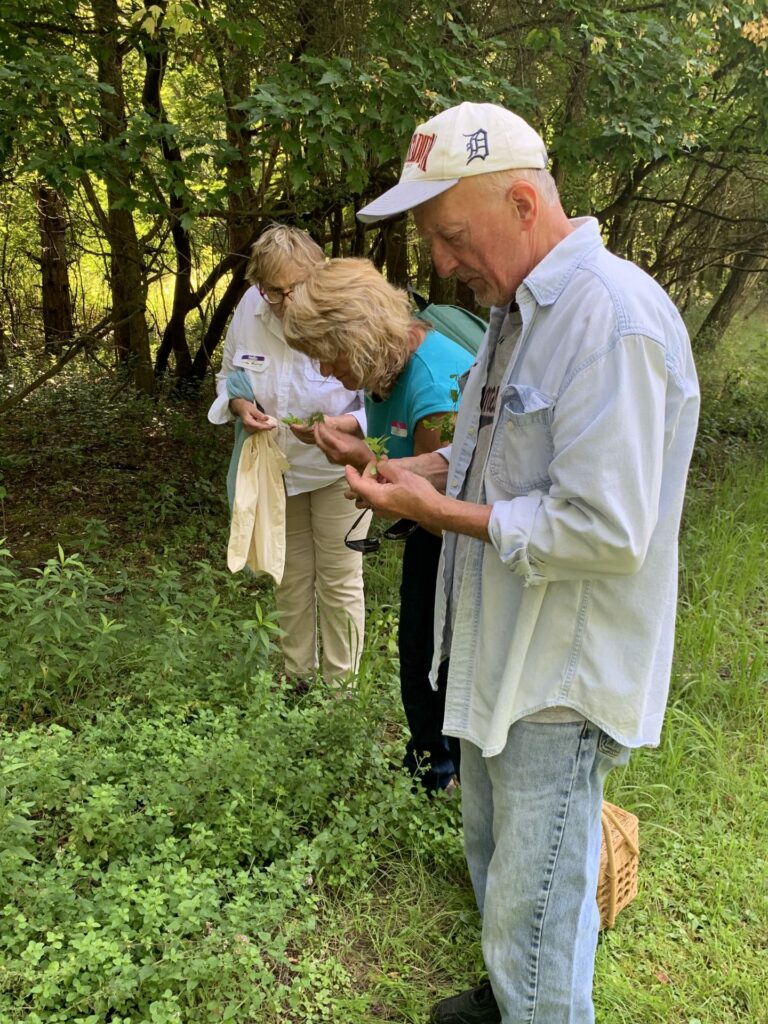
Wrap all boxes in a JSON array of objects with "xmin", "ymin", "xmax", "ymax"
[{"xmin": 0, "ymin": 545, "xmax": 281, "ymax": 723}]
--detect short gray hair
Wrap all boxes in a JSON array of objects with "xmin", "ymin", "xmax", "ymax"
[
  {"xmin": 246, "ymin": 223, "xmax": 324, "ymax": 287},
  {"xmin": 479, "ymin": 168, "xmax": 560, "ymax": 206}
]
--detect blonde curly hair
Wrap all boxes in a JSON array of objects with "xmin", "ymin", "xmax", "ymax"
[
  {"xmin": 282, "ymin": 258, "xmax": 417, "ymax": 396},
  {"xmin": 246, "ymin": 223, "xmax": 324, "ymax": 287}
]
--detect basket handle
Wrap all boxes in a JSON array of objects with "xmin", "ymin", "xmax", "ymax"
[
  {"xmin": 600, "ymin": 810, "xmax": 619, "ymax": 928},
  {"xmin": 602, "ymin": 804, "xmax": 639, "ymax": 856}
]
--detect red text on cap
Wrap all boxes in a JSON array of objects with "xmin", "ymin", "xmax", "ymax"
[{"xmin": 405, "ymin": 132, "xmax": 437, "ymax": 173}]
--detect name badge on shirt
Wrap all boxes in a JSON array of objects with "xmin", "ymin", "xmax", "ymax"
[
  {"xmin": 390, "ymin": 421, "xmax": 408, "ymax": 437},
  {"xmin": 237, "ymin": 353, "xmax": 267, "ymax": 366}
]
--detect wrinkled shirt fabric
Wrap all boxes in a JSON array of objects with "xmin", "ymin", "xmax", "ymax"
[{"xmin": 431, "ymin": 217, "xmax": 700, "ymax": 756}]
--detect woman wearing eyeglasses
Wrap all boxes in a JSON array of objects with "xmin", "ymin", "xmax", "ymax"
[
  {"xmin": 282, "ymin": 258, "xmax": 474, "ymax": 793},
  {"xmin": 207, "ymin": 225, "xmax": 367, "ymax": 686}
]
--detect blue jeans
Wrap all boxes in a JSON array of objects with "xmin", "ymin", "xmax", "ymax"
[{"xmin": 460, "ymin": 720, "xmax": 629, "ymax": 1023}]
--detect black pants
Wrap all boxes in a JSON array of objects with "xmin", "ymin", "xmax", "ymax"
[{"xmin": 399, "ymin": 526, "xmax": 460, "ymax": 792}]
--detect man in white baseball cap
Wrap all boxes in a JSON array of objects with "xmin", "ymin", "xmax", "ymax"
[
  {"xmin": 357, "ymin": 102, "xmax": 548, "ymax": 223},
  {"xmin": 349, "ymin": 102, "xmax": 699, "ymax": 1024}
]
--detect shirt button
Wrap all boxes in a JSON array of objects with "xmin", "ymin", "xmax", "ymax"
[{"xmin": 451, "ymin": 478, "xmax": 459, "ymax": 489}]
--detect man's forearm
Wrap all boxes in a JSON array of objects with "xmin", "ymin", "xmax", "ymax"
[
  {"xmin": 375, "ymin": 453, "xmax": 491, "ymax": 540},
  {"xmin": 420, "ymin": 492, "xmax": 492, "ymax": 541}
]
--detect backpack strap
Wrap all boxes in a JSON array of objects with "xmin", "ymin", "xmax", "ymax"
[{"xmin": 406, "ymin": 282, "xmax": 430, "ymax": 312}]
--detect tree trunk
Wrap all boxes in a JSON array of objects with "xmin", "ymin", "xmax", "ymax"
[
  {"xmin": 91, "ymin": 0, "xmax": 154, "ymax": 395},
  {"xmin": 223, "ymin": 86, "xmax": 258, "ymax": 261},
  {"xmin": 36, "ymin": 182, "xmax": 74, "ymax": 356},
  {"xmin": 207, "ymin": 4, "xmax": 258, "ymax": 260},
  {"xmin": 188, "ymin": 262, "xmax": 249, "ymax": 382},
  {"xmin": 694, "ymin": 249, "xmax": 767, "ymax": 350},
  {"xmin": 177, "ymin": 2, "xmax": 260, "ymax": 387},
  {"xmin": 384, "ymin": 218, "xmax": 408, "ymax": 286},
  {"xmin": 550, "ymin": 40, "xmax": 590, "ymax": 196},
  {"xmin": 108, "ymin": 208, "xmax": 154, "ymax": 393},
  {"xmin": 352, "ymin": 207, "xmax": 367, "ymax": 257},
  {"xmin": 141, "ymin": 26, "xmax": 193, "ymax": 379},
  {"xmin": 329, "ymin": 204, "xmax": 343, "ymax": 257}
]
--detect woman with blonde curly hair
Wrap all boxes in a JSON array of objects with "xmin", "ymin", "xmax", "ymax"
[
  {"xmin": 207, "ymin": 226, "xmax": 367, "ymax": 688},
  {"xmin": 283, "ymin": 258, "xmax": 474, "ymax": 792}
]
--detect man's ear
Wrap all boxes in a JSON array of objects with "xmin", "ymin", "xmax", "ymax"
[{"xmin": 505, "ymin": 179, "xmax": 538, "ymax": 229}]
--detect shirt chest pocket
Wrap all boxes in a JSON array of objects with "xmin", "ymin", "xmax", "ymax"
[{"xmin": 488, "ymin": 384, "xmax": 554, "ymax": 494}]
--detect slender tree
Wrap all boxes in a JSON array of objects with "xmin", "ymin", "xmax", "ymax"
[
  {"xmin": 35, "ymin": 181, "xmax": 74, "ymax": 355},
  {"xmin": 90, "ymin": 0, "xmax": 154, "ymax": 394}
]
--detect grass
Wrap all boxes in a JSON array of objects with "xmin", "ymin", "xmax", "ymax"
[
  {"xmin": 0, "ymin": 305, "xmax": 766, "ymax": 1022},
  {"xmin": 594, "ymin": 453, "xmax": 768, "ymax": 1024}
]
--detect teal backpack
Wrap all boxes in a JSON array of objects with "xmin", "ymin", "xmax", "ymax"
[{"xmin": 409, "ymin": 286, "xmax": 487, "ymax": 357}]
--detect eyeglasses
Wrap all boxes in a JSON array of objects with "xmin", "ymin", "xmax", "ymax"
[
  {"xmin": 344, "ymin": 511, "xmax": 419, "ymax": 554},
  {"xmin": 258, "ymin": 282, "xmax": 300, "ymax": 305}
]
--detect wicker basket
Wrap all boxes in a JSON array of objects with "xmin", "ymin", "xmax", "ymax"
[{"xmin": 597, "ymin": 801, "xmax": 639, "ymax": 929}]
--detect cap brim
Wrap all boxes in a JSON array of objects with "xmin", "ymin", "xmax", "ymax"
[{"xmin": 357, "ymin": 178, "xmax": 459, "ymax": 223}]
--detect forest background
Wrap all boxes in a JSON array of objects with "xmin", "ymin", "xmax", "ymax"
[{"xmin": 0, "ymin": 1, "xmax": 767, "ymax": 1022}]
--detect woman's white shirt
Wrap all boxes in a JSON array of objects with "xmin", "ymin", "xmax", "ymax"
[{"xmin": 207, "ymin": 286, "xmax": 366, "ymax": 496}]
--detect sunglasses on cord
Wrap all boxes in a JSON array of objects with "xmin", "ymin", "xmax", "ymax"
[{"xmin": 344, "ymin": 512, "xmax": 419, "ymax": 554}]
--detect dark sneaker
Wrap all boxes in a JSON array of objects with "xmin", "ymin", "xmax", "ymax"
[{"xmin": 429, "ymin": 981, "xmax": 501, "ymax": 1024}]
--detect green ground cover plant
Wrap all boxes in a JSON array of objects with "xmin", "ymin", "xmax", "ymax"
[{"xmin": 0, "ymin": 309, "xmax": 766, "ymax": 1022}]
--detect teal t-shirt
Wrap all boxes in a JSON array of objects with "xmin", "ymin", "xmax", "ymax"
[{"xmin": 365, "ymin": 330, "xmax": 474, "ymax": 459}]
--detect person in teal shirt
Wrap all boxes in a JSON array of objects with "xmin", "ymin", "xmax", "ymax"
[
  {"xmin": 283, "ymin": 258, "xmax": 474, "ymax": 792},
  {"xmin": 364, "ymin": 331, "xmax": 464, "ymax": 460}
]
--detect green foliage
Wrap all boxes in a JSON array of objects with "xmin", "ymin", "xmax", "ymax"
[
  {"xmin": 242, "ymin": 11, "xmax": 532, "ymax": 201},
  {"xmin": 530, "ymin": 0, "xmax": 768, "ymax": 172},
  {"xmin": 678, "ymin": 306, "xmax": 768, "ymax": 505},
  {"xmin": 0, "ymin": 565, "xmax": 463, "ymax": 1022},
  {"xmin": 1, "ymin": 0, "xmax": 766, "ymax": 369},
  {"xmin": 423, "ymin": 375, "xmax": 460, "ymax": 443},
  {"xmin": 362, "ymin": 434, "xmax": 390, "ymax": 474},
  {"xmin": 0, "ymin": 543, "xmax": 282, "ymax": 722},
  {"xmin": 0, "ymin": 314, "xmax": 766, "ymax": 1021}
]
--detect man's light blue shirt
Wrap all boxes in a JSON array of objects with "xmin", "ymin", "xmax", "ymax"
[{"xmin": 431, "ymin": 218, "xmax": 700, "ymax": 756}]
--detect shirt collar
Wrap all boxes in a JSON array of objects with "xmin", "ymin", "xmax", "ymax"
[
  {"xmin": 254, "ymin": 290, "xmax": 285, "ymax": 335},
  {"xmin": 518, "ymin": 216, "xmax": 604, "ymax": 310}
]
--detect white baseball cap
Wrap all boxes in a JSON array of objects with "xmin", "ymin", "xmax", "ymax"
[{"xmin": 357, "ymin": 102, "xmax": 548, "ymax": 223}]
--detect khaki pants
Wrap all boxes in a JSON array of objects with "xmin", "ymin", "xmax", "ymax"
[{"xmin": 277, "ymin": 476, "xmax": 366, "ymax": 681}]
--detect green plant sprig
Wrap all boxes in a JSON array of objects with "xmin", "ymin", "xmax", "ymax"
[
  {"xmin": 282, "ymin": 411, "xmax": 325, "ymax": 427},
  {"xmin": 422, "ymin": 413, "xmax": 456, "ymax": 444},
  {"xmin": 363, "ymin": 435, "xmax": 389, "ymax": 473}
]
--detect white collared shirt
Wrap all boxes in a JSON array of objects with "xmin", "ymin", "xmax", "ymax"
[
  {"xmin": 207, "ymin": 286, "xmax": 366, "ymax": 496},
  {"xmin": 431, "ymin": 218, "xmax": 700, "ymax": 755}
]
